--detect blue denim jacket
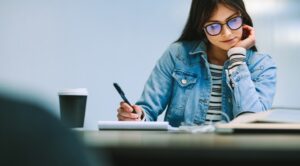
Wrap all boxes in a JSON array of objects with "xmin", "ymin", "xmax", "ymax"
[{"xmin": 136, "ymin": 41, "xmax": 277, "ymax": 127}]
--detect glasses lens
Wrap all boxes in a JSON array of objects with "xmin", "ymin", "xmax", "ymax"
[
  {"xmin": 205, "ymin": 23, "xmax": 222, "ymax": 36},
  {"xmin": 227, "ymin": 16, "xmax": 243, "ymax": 30}
]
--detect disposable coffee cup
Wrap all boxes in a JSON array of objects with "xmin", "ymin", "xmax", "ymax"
[{"xmin": 58, "ymin": 88, "xmax": 88, "ymax": 128}]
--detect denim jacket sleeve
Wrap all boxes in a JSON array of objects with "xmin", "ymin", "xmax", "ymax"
[
  {"xmin": 228, "ymin": 52, "xmax": 277, "ymax": 117},
  {"xmin": 135, "ymin": 46, "xmax": 175, "ymax": 121}
]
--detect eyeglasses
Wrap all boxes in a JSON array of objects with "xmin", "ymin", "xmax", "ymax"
[{"xmin": 203, "ymin": 16, "xmax": 243, "ymax": 36}]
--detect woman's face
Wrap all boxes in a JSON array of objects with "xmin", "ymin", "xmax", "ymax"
[{"xmin": 203, "ymin": 4, "xmax": 243, "ymax": 51}]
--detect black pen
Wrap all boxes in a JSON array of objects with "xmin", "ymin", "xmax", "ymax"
[{"xmin": 113, "ymin": 83, "xmax": 136, "ymax": 113}]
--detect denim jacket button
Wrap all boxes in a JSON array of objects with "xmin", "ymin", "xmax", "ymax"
[{"xmin": 181, "ymin": 79, "xmax": 187, "ymax": 84}]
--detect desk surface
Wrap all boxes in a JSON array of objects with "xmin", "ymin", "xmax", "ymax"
[
  {"xmin": 76, "ymin": 130, "xmax": 300, "ymax": 166},
  {"xmin": 78, "ymin": 130, "xmax": 300, "ymax": 149}
]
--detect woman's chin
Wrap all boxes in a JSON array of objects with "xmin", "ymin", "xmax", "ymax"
[
  {"xmin": 219, "ymin": 41, "xmax": 240, "ymax": 50},
  {"xmin": 219, "ymin": 45, "xmax": 234, "ymax": 51}
]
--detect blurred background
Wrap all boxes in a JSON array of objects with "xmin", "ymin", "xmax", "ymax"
[{"xmin": 0, "ymin": 0, "xmax": 299, "ymax": 129}]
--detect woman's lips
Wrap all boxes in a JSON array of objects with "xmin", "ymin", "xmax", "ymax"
[{"xmin": 221, "ymin": 38, "xmax": 237, "ymax": 44}]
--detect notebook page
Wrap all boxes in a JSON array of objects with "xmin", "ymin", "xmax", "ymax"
[{"xmin": 98, "ymin": 121, "xmax": 170, "ymax": 130}]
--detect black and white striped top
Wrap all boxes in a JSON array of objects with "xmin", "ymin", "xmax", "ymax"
[
  {"xmin": 205, "ymin": 63, "xmax": 223, "ymax": 124},
  {"xmin": 204, "ymin": 47, "xmax": 246, "ymax": 124}
]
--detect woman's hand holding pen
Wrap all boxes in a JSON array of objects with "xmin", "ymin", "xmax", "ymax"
[
  {"xmin": 234, "ymin": 25, "xmax": 256, "ymax": 49},
  {"xmin": 117, "ymin": 102, "xmax": 143, "ymax": 121}
]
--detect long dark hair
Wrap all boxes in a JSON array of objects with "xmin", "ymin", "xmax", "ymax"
[{"xmin": 176, "ymin": 0, "xmax": 257, "ymax": 51}]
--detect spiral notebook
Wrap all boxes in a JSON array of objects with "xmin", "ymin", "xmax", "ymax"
[{"xmin": 98, "ymin": 121, "xmax": 170, "ymax": 131}]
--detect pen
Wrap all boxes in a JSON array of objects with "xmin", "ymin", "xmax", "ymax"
[{"xmin": 113, "ymin": 83, "xmax": 136, "ymax": 113}]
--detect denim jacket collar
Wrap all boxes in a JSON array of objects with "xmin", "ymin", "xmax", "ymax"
[{"xmin": 189, "ymin": 41, "xmax": 206, "ymax": 55}]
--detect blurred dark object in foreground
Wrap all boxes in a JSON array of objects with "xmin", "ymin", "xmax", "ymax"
[{"xmin": 0, "ymin": 93, "xmax": 109, "ymax": 166}]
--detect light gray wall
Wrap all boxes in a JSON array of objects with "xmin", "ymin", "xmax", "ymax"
[
  {"xmin": 244, "ymin": 0, "xmax": 300, "ymax": 109},
  {"xmin": 0, "ymin": 0, "xmax": 299, "ymax": 129}
]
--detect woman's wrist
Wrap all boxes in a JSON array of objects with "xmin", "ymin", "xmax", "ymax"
[
  {"xmin": 227, "ymin": 47, "xmax": 246, "ymax": 74},
  {"xmin": 227, "ymin": 47, "xmax": 246, "ymax": 59}
]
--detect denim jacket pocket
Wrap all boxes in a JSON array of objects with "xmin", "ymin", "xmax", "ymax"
[
  {"xmin": 170, "ymin": 70, "xmax": 198, "ymax": 109},
  {"xmin": 167, "ymin": 70, "xmax": 198, "ymax": 127},
  {"xmin": 172, "ymin": 70, "xmax": 198, "ymax": 88}
]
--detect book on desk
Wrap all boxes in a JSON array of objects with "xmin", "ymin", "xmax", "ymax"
[{"xmin": 215, "ymin": 109, "xmax": 300, "ymax": 134}]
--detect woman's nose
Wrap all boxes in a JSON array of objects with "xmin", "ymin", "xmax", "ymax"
[{"xmin": 220, "ymin": 25, "xmax": 232, "ymax": 37}]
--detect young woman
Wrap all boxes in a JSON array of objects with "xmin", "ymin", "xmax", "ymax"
[{"xmin": 117, "ymin": 0, "xmax": 276, "ymax": 127}]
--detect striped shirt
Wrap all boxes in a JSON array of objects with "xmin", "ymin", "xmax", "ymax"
[
  {"xmin": 204, "ymin": 47, "xmax": 246, "ymax": 124},
  {"xmin": 205, "ymin": 63, "xmax": 223, "ymax": 124}
]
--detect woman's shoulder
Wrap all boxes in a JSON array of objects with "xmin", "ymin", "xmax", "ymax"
[
  {"xmin": 246, "ymin": 50, "xmax": 276, "ymax": 67},
  {"xmin": 158, "ymin": 41, "xmax": 204, "ymax": 67},
  {"xmin": 167, "ymin": 41, "xmax": 201, "ymax": 53},
  {"xmin": 247, "ymin": 50, "xmax": 273, "ymax": 60}
]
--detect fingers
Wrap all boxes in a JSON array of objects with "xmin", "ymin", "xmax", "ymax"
[
  {"xmin": 242, "ymin": 24, "xmax": 253, "ymax": 30},
  {"xmin": 117, "ymin": 102, "xmax": 142, "ymax": 121},
  {"xmin": 243, "ymin": 25, "xmax": 255, "ymax": 39},
  {"xmin": 235, "ymin": 25, "xmax": 256, "ymax": 49},
  {"xmin": 117, "ymin": 107, "xmax": 139, "ymax": 118},
  {"xmin": 132, "ymin": 105, "xmax": 144, "ymax": 120},
  {"xmin": 120, "ymin": 101, "xmax": 134, "ymax": 113},
  {"xmin": 118, "ymin": 116, "xmax": 140, "ymax": 121},
  {"xmin": 117, "ymin": 111, "xmax": 140, "ymax": 121}
]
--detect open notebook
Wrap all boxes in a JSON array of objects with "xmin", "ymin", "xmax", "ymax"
[
  {"xmin": 215, "ymin": 109, "xmax": 300, "ymax": 133},
  {"xmin": 98, "ymin": 121, "xmax": 170, "ymax": 131}
]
